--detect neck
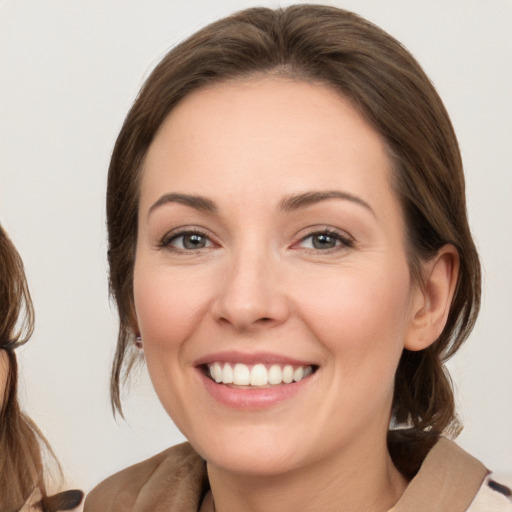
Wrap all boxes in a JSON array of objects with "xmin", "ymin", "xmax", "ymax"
[{"xmin": 206, "ymin": 433, "xmax": 408, "ymax": 512}]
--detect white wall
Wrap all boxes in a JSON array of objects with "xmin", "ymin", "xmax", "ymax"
[{"xmin": 1, "ymin": 0, "xmax": 511, "ymax": 494}]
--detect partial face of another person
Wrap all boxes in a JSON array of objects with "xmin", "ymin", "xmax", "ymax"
[
  {"xmin": 133, "ymin": 78, "xmax": 426, "ymax": 476},
  {"xmin": 0, "ymin": 350, "xmax": 8, "ymax": 407}
]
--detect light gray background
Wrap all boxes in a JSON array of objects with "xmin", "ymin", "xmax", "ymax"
[{"xmin": 1, "ymin": 0, "xmax": 511, "ymax": 496}]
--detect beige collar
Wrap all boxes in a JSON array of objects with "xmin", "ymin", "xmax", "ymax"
[{"xmin": 389, "ymin": 438, "xmax": 488, "ymax": 512}]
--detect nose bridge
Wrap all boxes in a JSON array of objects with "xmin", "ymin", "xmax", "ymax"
[{"xmin": 214, "ymin": 239, "xmax": 288, "ymax": 329}]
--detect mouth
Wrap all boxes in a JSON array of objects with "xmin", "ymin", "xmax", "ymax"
[{"xmin": 202, "ymin": 362, "xmax": 318, "ymax": 388}]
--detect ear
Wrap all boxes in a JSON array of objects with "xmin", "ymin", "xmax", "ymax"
[
  {"xmin": 126, "ymin": 298, "xmax": 141, "ymax": 338},
  {"xmin": 404, "ymin": 244, "xmax": 460, "ymax": 351},
  {"xmin": 0, "ymin": 350, "xmax": 10, "ymax": 407}
]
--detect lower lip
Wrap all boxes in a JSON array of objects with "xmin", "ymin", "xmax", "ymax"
[{"xmin": 197, "ymin": 369, "xmax": 313, "ymax": 410}]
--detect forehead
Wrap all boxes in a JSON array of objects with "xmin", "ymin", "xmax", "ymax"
[{"xmin": 140, "ymin": 78, "xmax": 395, "ymax": 212}]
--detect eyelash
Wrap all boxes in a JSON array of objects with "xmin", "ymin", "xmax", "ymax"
[
  {"xmin": 295, "ymin": 228, "xmax": 354, "ymax": 252},
  {"xmin": 159, "ymin": 227, "xmax": 354, "ymax": 255},
  {"xmin": 159, "ymin": 228, "xmax": 214, "ymax": 252}
]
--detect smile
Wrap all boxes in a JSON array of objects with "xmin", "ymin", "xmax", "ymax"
[{"xmin": 206, "ymin": 362, "xmax": 315, "ymax": 387}]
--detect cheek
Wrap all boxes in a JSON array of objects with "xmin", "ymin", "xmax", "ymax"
[
  {"xmin": 132, "ymin": 260, "xmax": 213, "ymax": 424},
  {"xmin": 133, "ymin": 261, "xmax": 210, "ymax": 352},
  {"xmin": 296, "ymin": 262, "xmax": 412, "ymax": 367}
]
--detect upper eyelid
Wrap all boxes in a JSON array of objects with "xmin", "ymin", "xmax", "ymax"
[
  {"xmin": 295, "ymin": 225, "xmax": 354, "ymax": 241},
  {"xmin": 157, "ymin": 224, "xmax": 354, "ymax": 247},
  {"xmin": 292, "ymin": 227, "xmax": 355, "ymax": 250},
  {"xmin": 160, "ymin": 227, "xmax": 215, "ymax": 246}
]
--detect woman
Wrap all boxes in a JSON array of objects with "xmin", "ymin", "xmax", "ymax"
[
  {"xmin": 0, "ymin": 224, "xmax": 83, "ymax": 512},
  {"xmin": 85, "ymin": 5, "xmax": 511, "ymax": 511}
]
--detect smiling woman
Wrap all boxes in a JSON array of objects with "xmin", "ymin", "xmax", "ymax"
[{"xmin": 84, "ymin": 5, "xmax": 510, "ymax": 512}]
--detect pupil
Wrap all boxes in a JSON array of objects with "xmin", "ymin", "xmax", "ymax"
[
  {"xmin": 184, "ymin": 234, "xmax": 205, "ymax": 249},
  {"xmin": 313, "ymin": 234, "xmax": 335, "ymax": 249}
]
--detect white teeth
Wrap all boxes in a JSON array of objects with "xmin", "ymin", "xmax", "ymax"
[
  {"xmin": 233, "ymin": 363, "xmax": 250, "ymax": 385},
  {"xmin": 268, "ymin": 364, "xmax": 282, "ymax": 385},
  {"xmin": 222, "ymin": 363, "xmax": 234, "ymax": 384},
  {"xmin": 212, "ymin": 362, "xmax": 223, "ymax": 383},
  {"xmin": 282, "ymin": 365, "xmax": 294, "ymax": 384},
  {"xmin": 293, "ymin": 366, "xmax": 304, "ymax": 382},
  {"xmin": 207, "ymin": 362, "xmax": 314, "ymax": 386},
  {"xmin": 250, "ymin": 364, "xmax": 268, "ymax": 386}
]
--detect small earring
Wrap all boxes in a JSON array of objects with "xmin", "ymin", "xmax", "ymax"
[{"xmin": 135, "ymin": 336, "xmax": 143, "ymax": 349}]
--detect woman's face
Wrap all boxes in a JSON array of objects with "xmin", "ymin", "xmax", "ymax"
[{"xmin": 134, "ymin": 78, "xmax": 424, "ymax": 476}]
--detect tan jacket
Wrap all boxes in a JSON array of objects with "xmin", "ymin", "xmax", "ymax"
[
  {"xmin": 84, "ymin": 439, "xmax": 511, "ymax": 512},
  {"xmin": 85, "ymin": 443, "xmax": 207, "ymax": 512}
]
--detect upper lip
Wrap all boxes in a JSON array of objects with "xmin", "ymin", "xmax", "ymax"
[{"xmin": 193, "ymin": 351, "xmax": 316, "ymax": 367}]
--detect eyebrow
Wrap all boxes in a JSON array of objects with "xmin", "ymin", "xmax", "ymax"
[
  {"xmin": 148, "ymin": 193, "xmax": 217, "ymax": 216},
  {"xmin": 148, "ymin": 190, "xmax": 374, "ymax": 217},
  {"xmin": 279, "ymin": 190, "xmax": 375, "ymax": 216}
]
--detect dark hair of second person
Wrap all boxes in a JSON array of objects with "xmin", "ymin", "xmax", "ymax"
[{"xmin": 0, "ymin": 224, "xmax": 83, "ymax": 512}]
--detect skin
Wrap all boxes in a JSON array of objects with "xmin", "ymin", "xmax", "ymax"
[
  {"xmin": 0, "ymin": 350, "xmax": 8, "ymax": 408},
  {"xmin": 133, "ymin": 78, "xmax": 458, "ymax": 512}
]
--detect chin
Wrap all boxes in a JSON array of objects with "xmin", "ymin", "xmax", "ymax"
[
  {"xmin": 188, "ymin": 425, "xmax": 311, "ymax": 476},
  {"xmin": 207, "ymin": 448, "xmax": 304, "ymax": 477}
]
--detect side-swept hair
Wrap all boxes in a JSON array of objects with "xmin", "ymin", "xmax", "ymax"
[
  {"xmin": 0, "ymin": 223, "xmax": 46, "ymax": 511},
  {"xmin": 0, "ymin": 224, "xmax": 82, "ymax": 511}
]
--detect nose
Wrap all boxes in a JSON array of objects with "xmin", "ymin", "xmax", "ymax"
[{"xmin": 212, "ymin": 248, "xmax": 290, "ymax": 331}]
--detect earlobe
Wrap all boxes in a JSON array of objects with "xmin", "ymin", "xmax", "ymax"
[
  {"xmin": 127, "ymin": 300, "xmax": 140, "ymax": 339},
  {"xmin": 405, "ymin": 244, "xmax": 459, "ymax": 351},
  {"xmin": 0, "ymin": 350, "xmax": 10, "ymax": 408}
]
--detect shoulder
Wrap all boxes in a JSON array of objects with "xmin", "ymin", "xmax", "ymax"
[
  {"xmin": 391, "ymin": 437, "xmax": 512, "ymax": 512},
  {"xmin": 84, "ymin": 442, "xmax": 207, "ymax": 512},
  {"xmin": 391, "ymin": 437, "xmax": 489, "ymax": 511}
]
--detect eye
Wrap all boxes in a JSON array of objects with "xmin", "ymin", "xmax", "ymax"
[
  {"xmin": 163, "ymin": 231, "xmax": 213, "ymax": 251},
  {"xmin": 297, "ymin": 229, "xmax": 353, "ymax": 251}
]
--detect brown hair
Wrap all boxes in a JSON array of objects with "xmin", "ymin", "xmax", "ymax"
[
  {"xmin": 106, "ymin": 5, "xmax": 480, "ymax": 463},
  {"xmin": 0, "ymin": 223, "xmax": 46, "ymax": 511},
  {"xmin": 0, "ymin": 224, "xmax": 83, "ymax": 511}
]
